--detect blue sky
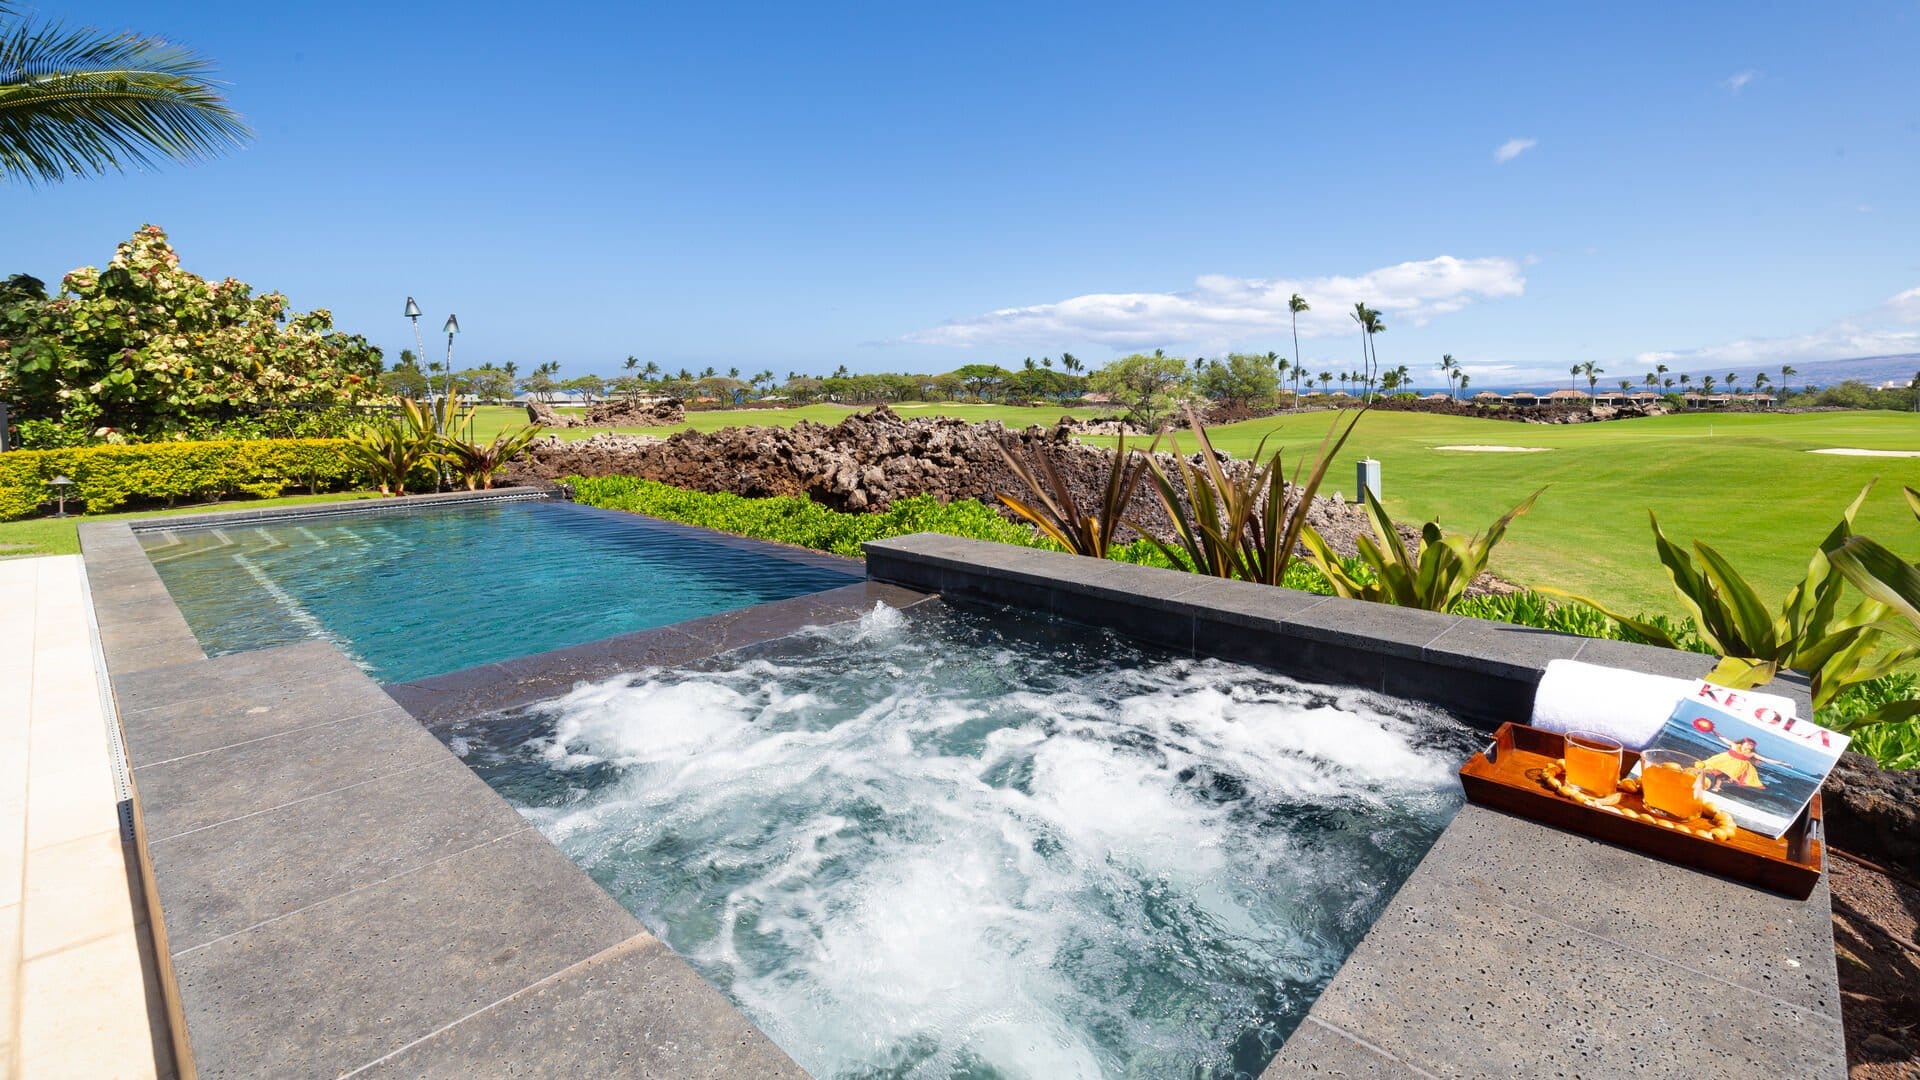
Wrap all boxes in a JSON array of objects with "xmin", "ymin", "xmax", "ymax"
[{"xmin": 10, "ymin": 1, "xmax": 1920, "ymax": 386}]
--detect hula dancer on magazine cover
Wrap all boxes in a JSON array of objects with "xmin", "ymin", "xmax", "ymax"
[{"xmin": 1693, "ymin": 735, "xmax": 1790, "ymax": 792}]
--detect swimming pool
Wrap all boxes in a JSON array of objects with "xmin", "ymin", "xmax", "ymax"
[
  {"xmin": 442, "ymin": 601, "xmax": 1479, "ymax": 1079},
  {"xmin": 140, "ymin": 499, "xmax": 861, "ymax": 682}
]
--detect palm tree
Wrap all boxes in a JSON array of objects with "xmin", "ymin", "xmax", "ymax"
[
  {"xmin": 1458, "ymin": 373, "xmax": 1471, "ymax": 396},
  {"xmin": 1644, "ymin": 371, "xmax": 1658, "ymax": 389},
  {"xmin": 1679, "ymin": 372, "xmax": 1691, "ymax": 389},
  {"xmin": 1438, "ymin": 353, "xmax": 1459, "ymax": 399},
  {"xmin": 1656, "ymin": 363, "xmax": 1669, "ymax": 385},
  {"xmin": 1041, "ymin": 355, "xmax": 1053, "ymax": 369},
  {"xmin": 0, "ymin": 6, "xmax": 251, "ymax": 184},
  {"xmin": 1618, "ymin": 379, "xmax": 1632, "ymax": 394},
  {"xmin": 1662, "ymin": 377, "xmax": 1675, "ymax": 390},
  {"xmin": 503, "ymin": 361, "xmax": 519, "ymax": 380},
  {"xmin": 1568, "ymin": 363, "xmax": 1581, "ymax": 391},
  {"xmin": 643, "ymin": 360, "xmax": 660, "ymax": 380},
  {"xmin": 1582, "ymin": 361, "xmax": 1603, "ymax": 391},
  {"xmin": 1362, "ymin": 307, "xmax": 1385, "ymax": 399},
  {"xmin": 1701, "ymin": 375, "xmax": 1717, "ymax": 395},
  {"xmin": 1288, "ymin": 293, "xmax": 1310, "ymax": 394},
  {"xmin": 1351, "ymin": 303, "xmax": 1378, "ymax": 399},
  {"xmin": 1780, "ymin": 364, "xmax": 1797, "ymax": 386},
  {"xmin": 1319, "ymin": 371, "xmax": 1333, "ymax": 393}
]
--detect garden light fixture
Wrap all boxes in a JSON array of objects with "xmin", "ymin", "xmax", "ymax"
[{"xmin": 48, "ymin": 474, "xmax": 74, "ymax": 517}]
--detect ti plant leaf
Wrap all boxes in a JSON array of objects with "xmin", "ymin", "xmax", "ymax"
[{"xmin": 996, "ymin": 431, "xmax": 1152, "ymax": 559}]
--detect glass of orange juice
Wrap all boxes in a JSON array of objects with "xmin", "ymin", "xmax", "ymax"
[
  {"xmin": 1639, "ymin": 749, "xmax": 1705, "ymax": 820},
  {"xmin": 1562, "ymin": 731, "xmax": 1622, "ymax": 796}
]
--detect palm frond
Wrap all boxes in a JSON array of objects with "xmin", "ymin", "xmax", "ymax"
[{"xmin": 0, "ymin": 18, "xmax": 250, "ymax": 183}]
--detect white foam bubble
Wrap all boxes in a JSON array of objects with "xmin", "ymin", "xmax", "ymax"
[{"xmin": 505, "ymin": 609, "xmax": 1475, "ymax": 1078}]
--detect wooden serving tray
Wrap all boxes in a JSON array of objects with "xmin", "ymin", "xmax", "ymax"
[{"xmin": 1459, "ymin": 723, "xmax": 1823, "ymax": 899}]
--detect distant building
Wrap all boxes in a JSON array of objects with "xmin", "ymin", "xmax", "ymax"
[
  {"xmin": 1543, "ymin": 389, "xmax": 1591, "ymax": 403},
  {"xmin": 1505, "ymin": 391, "xmax": 1540, "ymax": 406},
  {"xmin": 1472, "ymin": 390, "xmax": 1504, "ymax": 402}
]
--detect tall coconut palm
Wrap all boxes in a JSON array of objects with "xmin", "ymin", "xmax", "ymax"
[
  {"xmin": 1644, "ymin": 370, "xmax": 1658, "ymax": 389},
  {"xmin": 1568, "ymin": 363, "xmax": 1581, "ymax": 391},
  {"xmin": 1319, "ymin": 371, "xmax": 1333, "ymax": 393},
  {"xmin": 1780, "ymin": 363, "xmax": 1797, "ymax": 385},
  {"xmin": 0, "ymin": 4, "xmax": 250, "ymax": 183},
  {"xmin": 1680, "ymin": 372, "xmax": 1691, "ymax": 389},
  {"xmin": 1701, "ymin": 375, "xmax": 1717, "ymax": 395},
  {"xmin": 1438, "ymin": 353, "xmax": 1459, "ymax": 398},
  {"xmin": 1458, "ymin": 373, "xmax": 1471, "ymax": 395},
  {"xmin": 1349, "ymin": 303, "xmax": 1384, "ymax": 400},
  {"xmin": 1288, "ymin": 293, "xmax": 1309, "ymax": 397},
  {"xmin": 1582, "ymin": 361, "xmax": 1603, "ymax": 391}
]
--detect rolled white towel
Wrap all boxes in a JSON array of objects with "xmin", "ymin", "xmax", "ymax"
[{"xmin": 1530, "ymin": 659, "xmax": 1797, "ymax": 750}]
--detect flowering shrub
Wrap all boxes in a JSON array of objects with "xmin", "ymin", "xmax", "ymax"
[{"xmin": 0, "ymin": 225, "xmax": 382, "ymax": 438}]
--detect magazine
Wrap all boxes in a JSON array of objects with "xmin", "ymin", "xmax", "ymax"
[{"xmin": 1631, "ymin": 686, "xmax": 1849, "ymax": 839}]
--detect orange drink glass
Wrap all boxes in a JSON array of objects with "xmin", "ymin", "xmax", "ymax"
[
  {"xmin": 1562, "ymin": 731, "xmax": 1622, "ymax": 796},
  {"xmin": 1639, "ymin": 749, "xmax": 1705, "ymax": 820}
]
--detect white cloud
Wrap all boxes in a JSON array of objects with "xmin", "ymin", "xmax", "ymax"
[
  {"xmin": 1634, "ymin": 286, "xmax": 1920, "ymax": 369},
  {"xmin": 1724, "ymin": 70, "xmax": 1758, "ymax": 91},
  {"xmin": 1493, "ymin": 137, "xmax": 1537, "ymax": 164},
  {"xmin": 902, "ymin": 256, "xmax": 1527, "ymax": 350}
]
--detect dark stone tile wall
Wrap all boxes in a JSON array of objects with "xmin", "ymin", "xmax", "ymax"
[{"xmin": 861, "ymin": 535, "xmax": 1820, "ymax": 726}]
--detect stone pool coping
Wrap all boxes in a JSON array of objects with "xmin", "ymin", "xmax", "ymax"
[
  {"xmin": 864, "ymin": 534, "xmax": 1845, "ymax": 1079},
  {"xmin": 79, "ymin": 489, "xmax": 932, "ymax": 1078}
]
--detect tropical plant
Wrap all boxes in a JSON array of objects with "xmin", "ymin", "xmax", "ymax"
[
  {"xmin": 1826, "ymin": 485, "xmax": 1920, "ymax": 725},
  {"xmin": 1301, "ymin": 486, "xmax": 1543, "ymax": 611},
  {"xmin": 0, "ymin": 4, "xmax": 250, "ymax": 184},
  {"xmin": 996, "ymin": 432, "xmax": 1152, "ymax": 559},
  {"xmin": 1582, "ymin": 360, "xmax": 1602, "ymax": 391},
  {"xmin": 442, "ymin": 424, "xmax": 542, "ymax": 490},
  {"xmin": 1139, "ymin": 404, "xmax": 1365, "ymax": 585},
  {"xmin": 343, "ymin": 399, "xmax": 442, "ymax": 496},
  {"xmin": 1547, "ymin": 485, "xmax": 1914, "ymax": 720}
]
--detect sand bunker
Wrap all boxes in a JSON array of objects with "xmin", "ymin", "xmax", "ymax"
[
  {"xmin": 1432, "ymin": 445, "xmax": 1552, "ymax": 453},
  {"xmin": 1808, "ymin": 448, "xmax": 1920, "ymax": 458}
]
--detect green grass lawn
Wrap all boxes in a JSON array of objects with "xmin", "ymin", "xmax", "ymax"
[
  {"xmin": 467, "ymin": 401, "xmax": 1108, "ymax": 443},
  {"xmin": 1085, "ymin": 409, "xmax": 1920, "ymax": 617},
  {"xmin": 0, "ymin": 490, "xmax": 383, "ymax": 558}
]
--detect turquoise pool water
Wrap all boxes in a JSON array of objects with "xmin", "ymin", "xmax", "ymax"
[
  {"xmin": 445, "ymin": 603, "xmax": 1478, "ymax": 1079},
  {"xmin": 140, "ymin": 500, "xmax": 860, "ymax": 683}
]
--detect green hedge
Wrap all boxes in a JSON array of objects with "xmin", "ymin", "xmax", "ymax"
[{"xmin": 0, "ymin": 439, "xmax": 363, "ymax": 520}]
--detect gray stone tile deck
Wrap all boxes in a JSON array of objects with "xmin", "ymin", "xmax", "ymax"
[{"xmin": 865, "ymin": 534, "xmax": 1843, "ymax": 1079}]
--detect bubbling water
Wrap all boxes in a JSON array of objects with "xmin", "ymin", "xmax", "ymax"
[{"xmin": 446, "ymin": 603, "xmax": 1478, "ymax": 1079}]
